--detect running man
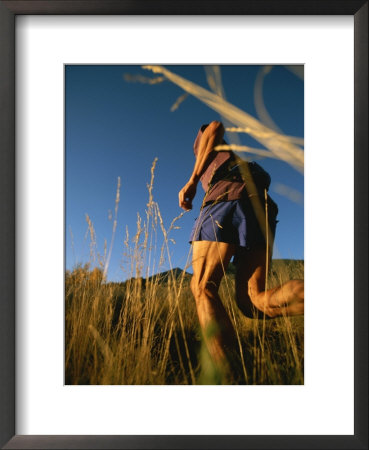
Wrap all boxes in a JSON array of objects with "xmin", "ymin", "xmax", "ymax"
[{"xmin": 178, "ymin": 121, "xmax": 304, "ymax": 375}]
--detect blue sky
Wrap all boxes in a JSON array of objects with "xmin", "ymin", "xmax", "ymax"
[{"xmin": 65, "ymin": 65, "xmax": 304, "ymax": 281}]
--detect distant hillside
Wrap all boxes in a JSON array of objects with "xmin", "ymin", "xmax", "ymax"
[
  {"xmin": 108, "ymin": 259, "xmax": 303, "ymax": 288},
  {"xmin": 148, "ymin": 267, "xmax": 192, "ymax": 283},
  {"xmin": 108, "ymin": 267, "xmax": 192, "ymax": 289},
  {"xmin": 226, "ymin": 259, "xmax": 303, "ymax": 275}
]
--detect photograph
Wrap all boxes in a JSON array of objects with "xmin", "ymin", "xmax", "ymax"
[{"xmin": 65, "ymin": 64, "xmax": 304, "ymax": 385}]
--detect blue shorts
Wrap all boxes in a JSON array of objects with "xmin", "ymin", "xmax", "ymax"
[{"xmin": 189, "ymin": 197, "xmax": 278, "ymax": 250}]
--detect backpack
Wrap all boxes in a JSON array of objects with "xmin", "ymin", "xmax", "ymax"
[{"xmin": 209, "ymin": 155, "xmax": 271, "ymax": 192}]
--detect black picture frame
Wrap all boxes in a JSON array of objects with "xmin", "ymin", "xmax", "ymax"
[{"xmin": 0, "ymin": 1, "xmax": 367, "ymax": 449}]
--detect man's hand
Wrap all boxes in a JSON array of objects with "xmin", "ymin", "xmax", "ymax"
[{"xmin": 178, "ymin": 180, "xmax": 197, "ymax": 211}]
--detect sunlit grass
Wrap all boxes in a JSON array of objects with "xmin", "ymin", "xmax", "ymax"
[{"xmin": 65, "ymin": 162, "xmax": 304, "ymax": 385}]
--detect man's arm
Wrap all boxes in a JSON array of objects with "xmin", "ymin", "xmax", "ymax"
[{"xmin": 179, "ymin": 121, "xmax": 225, "ymax": 210}]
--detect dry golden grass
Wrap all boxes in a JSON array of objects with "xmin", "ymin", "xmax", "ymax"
[{"xmin": 65, "ymin": 162, "xmax": 304, "ymax": 385}]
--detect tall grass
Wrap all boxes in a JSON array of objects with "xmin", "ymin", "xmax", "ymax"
[{"xmin": 65, "ymin": 162, "xmax": 304, "ymax": 385}]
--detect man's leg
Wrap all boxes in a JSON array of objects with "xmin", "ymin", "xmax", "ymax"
[
  {"xmin": 235, "ymin": 247, "xmax": 304, "ymax": 318},
  {"xmin": 191, "ymin": 240, "xmax": 237, "ymax": 372}
]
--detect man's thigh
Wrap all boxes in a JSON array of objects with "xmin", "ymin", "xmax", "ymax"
[{"xmin": 192, "ymin": 241, "xmax": 235, "ymax": 287}]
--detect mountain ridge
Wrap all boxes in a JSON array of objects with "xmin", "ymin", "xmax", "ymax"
[{"xmin": 108, "ymin": 259, "xmax": 304, "ymax": 286}]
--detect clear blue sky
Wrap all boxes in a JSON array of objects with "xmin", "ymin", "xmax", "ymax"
[{"xmin": 65, "ymin": 65, "xmax": 304, "ymax": 281}]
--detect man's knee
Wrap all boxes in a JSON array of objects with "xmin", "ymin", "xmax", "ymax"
[
  {"xmin": 235, "ymin": 286, "xmax": 272, "ymax": 318},
  {"xmin": 191, "ymin": 275, "xmax": 218, "ymax": 300}
]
